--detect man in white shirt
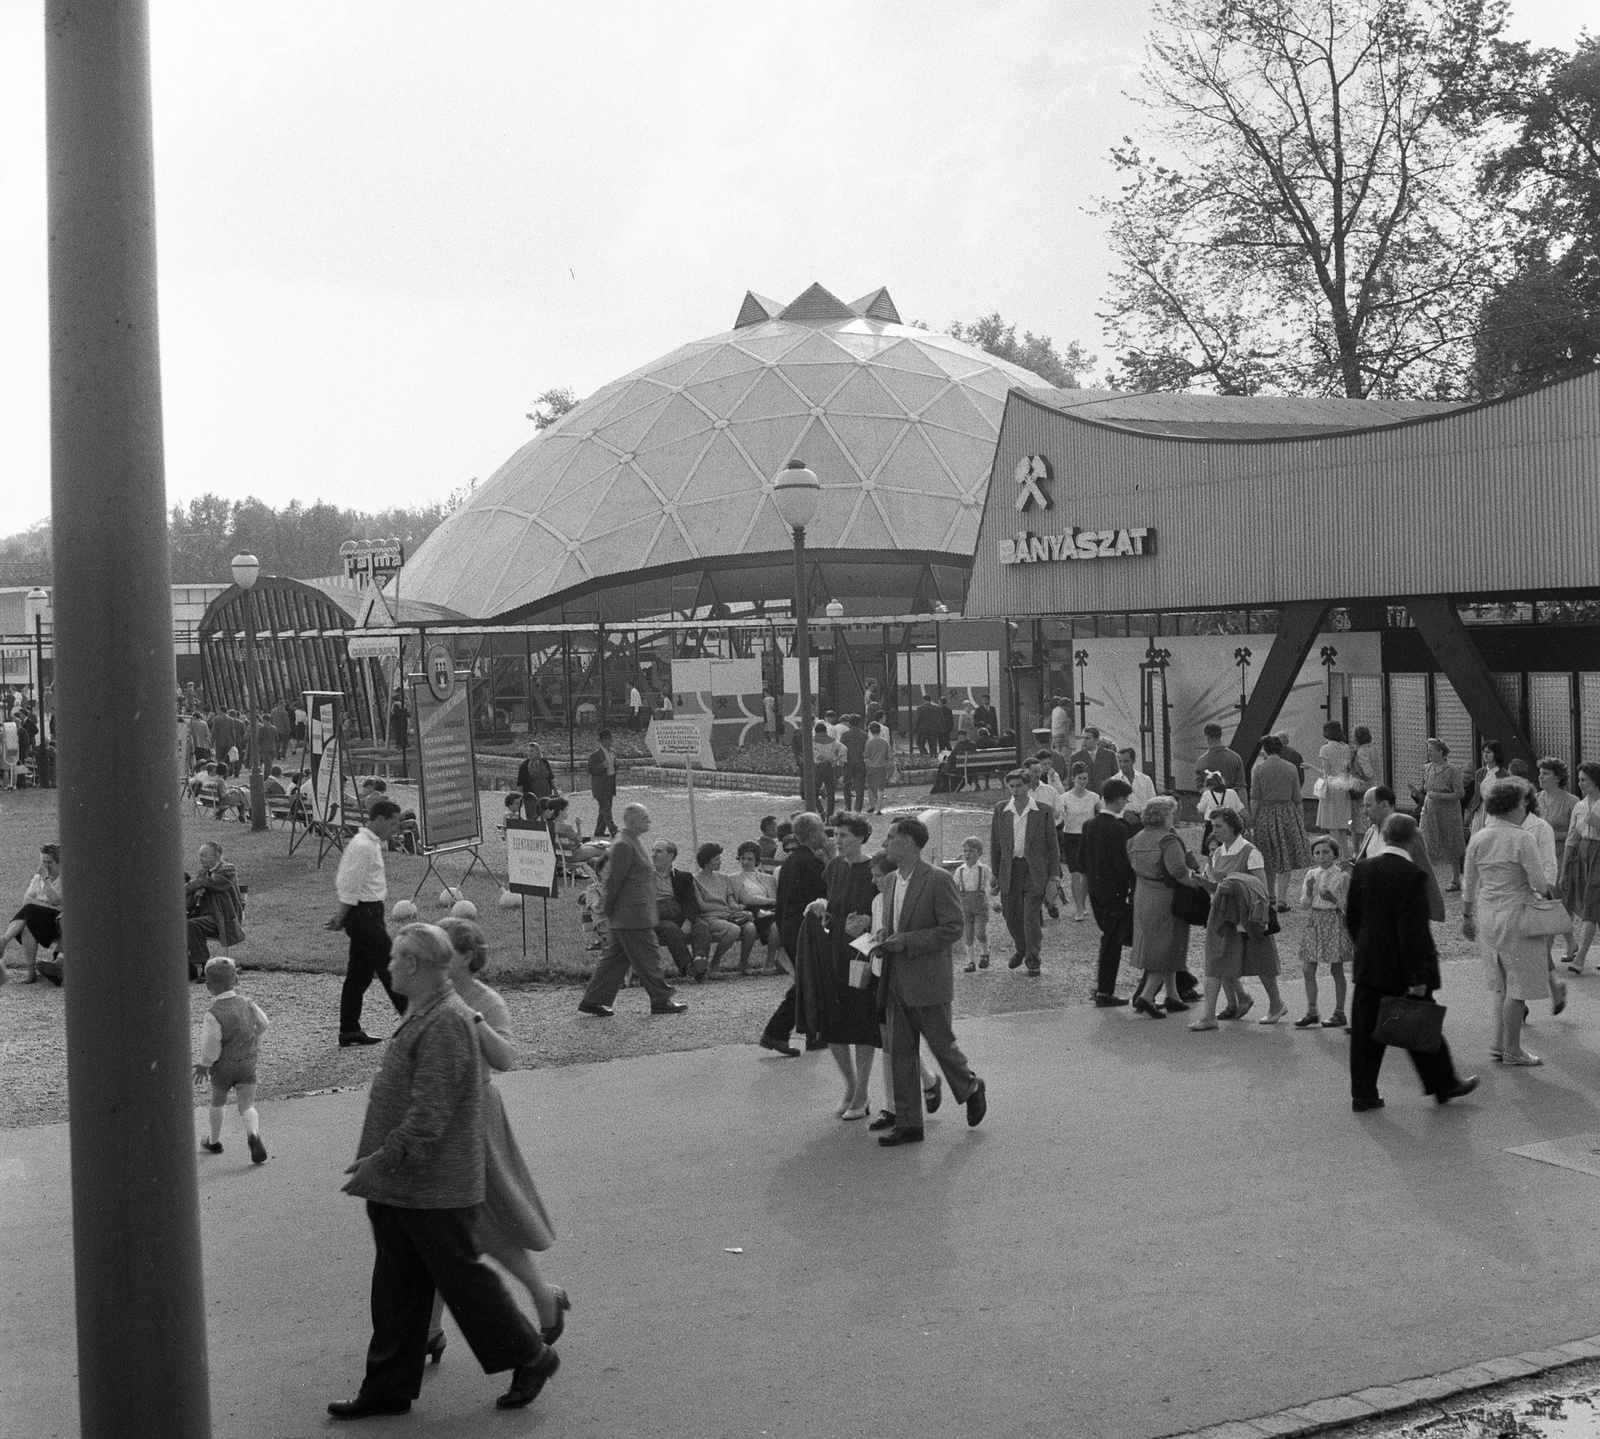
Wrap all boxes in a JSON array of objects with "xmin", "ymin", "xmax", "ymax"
[
  {"xmin": 1027, "ymin": 757, "xmax": 1065, "ymax": 916},
  {"xmin": 629, "ymin": 684, "xmax": 644, "ymax": 730},
  {"xmin": 1355, "ymin": 786, "xmax": 1444, "ymax": 921},
  {"xmin": 1115, "ymin": 746, "xmax": 1157, "ymax": 810},
  {"xmin": 325, "ymin": 798, "xmax": 405, "ymax": 1046}
]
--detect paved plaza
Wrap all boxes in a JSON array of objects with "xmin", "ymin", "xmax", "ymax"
[{"xmin": 4, "ymin": 957, "xmax": 1599, "ymax": 1438}]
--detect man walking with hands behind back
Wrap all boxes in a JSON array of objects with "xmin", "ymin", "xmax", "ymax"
[
  {"xmin": 874, "ymin": 816, "xmax": 987, "ymax": 1147},
  {"xmin": 588, "ymin": 728, "xmax": 620, "ymax": 838},
  {"xmin": 329, "ymin": 923, "xmax": 557, "ymax": 1419},
  {"xmin": 576, "ymin": 803, "xmax": 688, "ymax": 1018},
  {"xmin": 327, "ymin": 798, "xmax": 406, "ymax": 1047}
]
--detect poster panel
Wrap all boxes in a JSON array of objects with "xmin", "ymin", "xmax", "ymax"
[
  {"xmin": 504, "ymin": 817, "xmax": 558, "ymax": 897},
  {"xmin": 647, "ymin": 717, "xmax": 716, "ymax": 769},
  {"xmin": 411, "ymin": 673, "xmax": 482, "ymax": 849}
]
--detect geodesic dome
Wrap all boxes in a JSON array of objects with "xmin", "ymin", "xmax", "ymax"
[{"xmin": 401, "ymin": 283, "xmax": 1056, "ymax": 622}]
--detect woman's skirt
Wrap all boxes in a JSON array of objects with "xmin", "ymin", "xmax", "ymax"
[
  {"xmin": 1254, "ymin": 802, "xmax": 1312, "ymax": 874},
  {"xmin": 1479, "ymin": 932, "xmax": 1551, "ymax": 1004},
  {"xmin": 11, "ymin": 903, "xmax": 61, "ymax": 949},
  {"xmin": 1298, "ymin": 908, "xmax": 1352, "ymax": 968},
  {"xmin": 1130, "ymin": 878, "xmax": 1192, "ymax": 975},
  {"xmin": 1060, "ymin": 833, "xmax": 1086, "ymax": 875},
  {"xmin": 1420, "ymin": 796, "xmax": 1466, "ymax": 867},
  {"xmin": 477, "ymin": 1082, "xmax": 556, "ymax": 1255},
  {"xmin": 1315, "ymin": 784, "xmax": 1352, "ymax": 831},
  {"xmin": 1562, "ymin": 836, "xmax": 1600, "ymax": 924}
]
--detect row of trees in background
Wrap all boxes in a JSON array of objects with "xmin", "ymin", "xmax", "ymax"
[
  {"xmin": 1095, "ymin": 0, "xmax": 1600, "ymax": 399},
  {"xmin": 0, "ymin": 495, "xmax": 464, "ymax": 588}
]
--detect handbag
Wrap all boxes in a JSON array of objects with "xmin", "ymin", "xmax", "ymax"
[
  {"xmin": 1520, "ymin": 896, "xmax": 1573, "ymax": 938},
  {"xmin": 1372, "ymin": 994, "xmax": 1446, "ymax": 1053},
  {"xmin": 1312, "ymin": 775, "xmax": 1329, "ymax": 800},
  {"xmin": 1156, "ymin": 838, "xmax": 1211, "ymax": 923}
]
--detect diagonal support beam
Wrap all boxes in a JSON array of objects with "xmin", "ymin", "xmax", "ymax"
[
  {"xmin": 1406, "ymin": 595, "xmax": 1533, "ymax": 768},
  {"xmin": 1230, "ymin": 600, "xmax": 1329, "ymax": 767}
]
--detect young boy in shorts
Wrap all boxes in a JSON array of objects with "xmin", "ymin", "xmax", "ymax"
[{"xmin": 193, "ymin": 956, "xmax": 271, "ymax": 1163}]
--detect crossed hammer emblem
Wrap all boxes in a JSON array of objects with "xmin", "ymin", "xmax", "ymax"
[{"xmin": 1013, "ymin": 454, "xmax": 1052, "ymax": 511}]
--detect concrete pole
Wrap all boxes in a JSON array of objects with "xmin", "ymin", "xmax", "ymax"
[
  {"xmin": 244, "ymin": 588, "xmax": 269, "ymax": 831},
  {"xmin": 793, "ymin": 529, "xmax": 816, "ymax": 813},
  {"xmin": 45, "ymin": 4, "xmax": 213, "ymax": 1437}
]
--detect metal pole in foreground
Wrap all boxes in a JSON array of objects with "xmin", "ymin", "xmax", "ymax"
[
  {"xmin": 793, "ymin": 528, "xmax": 815, "ymax": 812},
  {"xmin": 46, "ymin": 3, "xmax": 212, "ymax": 1437}
]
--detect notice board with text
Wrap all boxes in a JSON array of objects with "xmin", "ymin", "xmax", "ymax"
[{"xmin": 410, "ymin": 674, "xmax": 482, "ymax": 849}]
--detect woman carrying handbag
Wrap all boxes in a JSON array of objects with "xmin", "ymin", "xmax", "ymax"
[{"xmin": 1127, "ymin": 796, "xmax": 1206, "ymax": 1017}]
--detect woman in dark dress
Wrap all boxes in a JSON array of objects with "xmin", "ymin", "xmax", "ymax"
[{"xmin": 807, "ymin": 812, "xmax": 881, "ymax": 1120}]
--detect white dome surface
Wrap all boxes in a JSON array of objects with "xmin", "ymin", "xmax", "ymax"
[{"xmin": 402, "ymin": 284, "xmax": 1055, "ymax": 621}]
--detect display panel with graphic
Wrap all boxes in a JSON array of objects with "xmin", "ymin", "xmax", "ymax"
[{"xmin": 411, "ymin": 672, "xmax": 481, "ymax": 849}]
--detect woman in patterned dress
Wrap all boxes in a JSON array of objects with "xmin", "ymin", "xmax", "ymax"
[
  {"xmin": 1418, "ymin": 737, "xmax": 1466, "ymax": 889},
  {"xmin": 1249, "ymin": 734, "xmax": 1312, "ymax": 911}
]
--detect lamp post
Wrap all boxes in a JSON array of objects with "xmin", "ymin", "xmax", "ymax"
[
  {"xmin": 25, "ymin": 586, "xmax": 49, "ymax": 720},
  {"xmin": 773, "ymin": 460, "xmax": 820, "ymax": 812},
  {"xmin": 1074, "ymin": 648, "xmax": 1090, "ymax": 730},
  {"xmin": 1234, "ymin": 646, "xmax": 1254, "ymax": 713},
  {"xmin": 231, "ymin": 554, "xmax": 268, "ymax": 831}
]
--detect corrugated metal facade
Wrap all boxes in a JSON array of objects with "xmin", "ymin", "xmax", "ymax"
[{"xmin": 967, "ymin": 370, "xmax": 1600, "ymax": 618}]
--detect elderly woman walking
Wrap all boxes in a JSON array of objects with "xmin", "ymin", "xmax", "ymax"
[
  {"xmin": 424, "ymin": 917, "xmax": 570, "ymax": 1361},
  {"xmin": 1418, "ymin": 738, "xmax": 1466, "ymax": 890},
  {"xmin": 806, "ymin": 813, "xmax": 882, "ymax": 1119},
  {"xmin": 1561, "ymin": 761, "xmax": 1600, "ymax": 975},
  {"xmin": 1128, "ymin": 796, "xmax": 1206, "ymax": 1018},
  {"xmin": 1187, "ymin": 809, "xmax": 1287, "ymax": 1030},
  {"xmin": 1463, "ymin": 780, "xmax": 1558, "ymax": 1066}
]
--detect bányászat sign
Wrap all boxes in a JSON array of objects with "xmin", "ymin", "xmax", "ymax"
[{"xmin": 998, "ymin": 527, "xmax": 1155, "ymax": 565}]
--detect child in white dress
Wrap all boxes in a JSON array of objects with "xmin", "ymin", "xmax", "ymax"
[{"xmin": 1294, "ymin": 837, "xmax": 1354, "ymax": 1030}]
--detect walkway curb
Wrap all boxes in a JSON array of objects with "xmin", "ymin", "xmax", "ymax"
[{"xmin": 1159, "ymin": 1337, "xmax": 1600, "ymax": 1439}]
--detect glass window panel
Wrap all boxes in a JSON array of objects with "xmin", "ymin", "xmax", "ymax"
[
  {"xmin": 1434, "ymin": 678, "xmax": 1474, "ymax": 768},
  {"xmin": 1388, "ymin": 674, "xmax": 1429, "ymax": 795},
  {"xmin": 1348, "ymin": 674, "xmax": 1386, "ymax": 786},
  {"xmin": 1528, "ymin": 674, "xmax": 1572, "ymax": 763}
]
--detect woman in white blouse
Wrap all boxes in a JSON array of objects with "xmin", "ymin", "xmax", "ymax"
[
  {"xmin": 1561, "ymin": 762, "xmax": 1600, "ymax": 975},
  {"xmin": 1057, "ymin": 765, "xmax": 1101, "ymax": 922}
]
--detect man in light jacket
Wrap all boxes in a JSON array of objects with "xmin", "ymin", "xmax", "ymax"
[{"xmin": 577, "ymin": 804, "xmax": 687, "ymax": 1017}]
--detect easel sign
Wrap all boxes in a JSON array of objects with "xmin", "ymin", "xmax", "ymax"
[
  {"xmin": 294, "ymin": 690, "xmax": 353, "ymax": 866},
  {"xmin": 409, "ymin": 667, "xmax": 482, "ymax": 850},
  {"xmin": 504, "ymin": 817, "xmax": 558, "ymax": 961}
]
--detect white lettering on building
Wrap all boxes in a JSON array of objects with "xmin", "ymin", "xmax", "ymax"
[{"xmin": 998, "ymin": 527, "xmax": 1153, "ymax": 565}]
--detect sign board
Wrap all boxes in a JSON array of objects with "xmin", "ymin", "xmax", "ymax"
[
  {"xmin": 998, "ymin": 526, "xmax": 1156, "ymax": 565},
  {"xmin": 411, "ymin": 671, "xmax": 482, "ymax": 848},
  {"xmin": 425, "ymin": 642, "xmax": 456, "ymax": 701},
  {"xmin": 504, "ymin": 817, "xmax": 558, "ymax": 897},
  {"xmin": 647, "ymin": 717, "xmax": 715, "ymax": 769},
  {"xmin": 782, "ymin": 656, "xmax": 820, "ymax": 695},
  {"xmin": 348, "ymin": 635, "xmax": 401, "ymax": 659},
  {"xmin": 308, "ymin": 694, "xmax": 345, "ymax": 822}
]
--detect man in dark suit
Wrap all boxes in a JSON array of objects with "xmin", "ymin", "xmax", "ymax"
[
  {"xmin": 577, "ymin": 803, "xmax": 687, "ymax": 1018},
  {"xmin": 649, "ymin": 838, "xmax": 711, "ymax": 979},
  {"xmin": 1069, "ymin": 726, "xmax": 1119, "ymax": 794},
  {"xmin": 1344, "ymin": 813, "xmax": 1476, "ymax": 1111},
  {"xmin": 1081, "ymin": 777, "xmax": 1138, "ymax": 1006},
  {"xmin": 758, "ymin": 812, "xmax": 830, "ymax": 1056},
  {"xmin": 587, "ymin": 728, "xmax": 619, "ymax": 837},
  {"xmin": 973, "ymin": 694, "xmax": 998, "ymax": 739},
  {"xmin": 1355, "ymin": 786, "xmax": 1444, "ymax": 921},
  {"xmin": 913, "ymin": 697, "xmax": 941, "ymax": 756},
  {"xmin": 990, "ymin": 767, "xmax": 1061, "ymax": 976},
  {"xmin": 873, "ymin": 815, "xmax": 987, "ymax": 1147}
]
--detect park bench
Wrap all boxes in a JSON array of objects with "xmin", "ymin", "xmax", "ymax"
[{"xmin": 952, "ymin": 747, "xmax": 1017, "ymax": 791}]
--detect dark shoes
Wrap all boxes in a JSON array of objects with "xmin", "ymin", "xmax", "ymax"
[
  {"xmin": 199, "ymin": 1139, "xmax": 223, "ymax": 1154},
  {"xmin": 965, "ymin": 1077, "xmax": 987, "ymax": 1128},
  {"xmin": 1093, "ymin": 993, "xmax": 1129, "ymax": 1008},
  {"xmin": 878, "ymin": 1127, "xmax": 925, "ymax": 1147},
  {"xmin": 540, "ymin": 1288, "xmax": 572, "ymax": 1346},
  {"xmin": 1352, "ymin": 1096, "xmax": 1385, "ymax": 1113},
  {"xmin": 651, "ymin": 1000, "xmax": 689, "ymax": 1015},
  {"xmin": 339, "ymin": 1030, "xmax": 381, "ymax": 1047},
  {"xmin": 759, "ymin": 1036, "xmax": 800, "ymax": 1057},
  {"xmin": 1321, "ymin": 1012, "xmax": 1348, "ymax": 1029},
  {"xmin": 247, "ymin": 1133, "xmax": 268, "ymax": 1165},
  {"xmin": 1025, "ymin": 960, "xmax": 1041, "ymax": 976},
  {"xmin": 425, "ymin": 1329, "xmax": 447, "ymax": 1364},
  {"xmin": 497, "ymin": 1345, "xmax": 560, "ymax": 1408},
  {"xmin": 1163, "ymin": 997, "xmax": 1190, "ymax": 1013},
  {"xmin": 1294, "ymin": 1013, "xmax": 1321, "ymax": 1029},
  {"xmin": 577, "ymin": 1002, "xmax": 614, "ymax": 1017},
  {"xmin": 1436, "ymin": 1075, "xmax": 1480, "ymax": 1105},
  {"xmin": 328, "ymin": 1394, "xmax": 412, "ymax": 1420},
  {"xmin": 1007, "ymin": 953, "xmax": 1024, "ymax": 970},
  {"xmin": 868, "ymin": 1110, "xmax": 897, "ymax": 1131},
  {"xmin": 924, "ymin": 1076, "xmax": 942, "ymax": 1113},
  {"xmin": 1132, "ymin": 996, "xmax": 1166, "ymax": 1018}
]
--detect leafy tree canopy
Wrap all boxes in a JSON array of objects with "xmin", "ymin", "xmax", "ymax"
[
  {"xmin": 527, "ymin": 386, "xmax": 580, "ymax": 430},
  {"xmin": 945, "ymin": 315, "xmax": 1092, "ymax": 388}
]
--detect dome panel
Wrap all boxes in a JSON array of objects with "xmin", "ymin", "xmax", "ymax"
[
  {"xmin": 826, "ymin": 367, "xmax": 901, "ymax": 418},
  {"xmin": 726, "ymin": 325, "xmax": 809, "ymax": 363},
  {"xmin": 684, "ymin": 368, "xmax": 763, "ymax": 417},
  {"xmin": 829, "ymin": 414, "xmax": 909, "ymax": 480},
  {"xmin": 541, "ymin": 441, "xmax": 619, "ymax": 507},
  {"xmin": 926, "ymin": 428, "xmax": 1001, "ymax": 486},
  {"xmin": 877, "ymin": 425, "xmax": 961, "ymax": 496},
  {"xmin": 918, "ymin": 385, "xmax": 994, "ymax": 436},
  {"xmin": 831, "ymin": 330, "xmax": 906, "ymax": 360},
  {"xmin": 733, "ymin": 369, "xmax": 814, "ymax": 423},
  {"xmin": 683, "ymin": 491, "xmax": 761, "ymax": 552},
  {"xmin": 678, "ymin": 433, "xmax": 762, "ymax": 505},
  {"xmin": 642, "ymin": 517, "xmax": 696, "ymax": 569},
  {"xmin": 637, "ymin": 393, "xmax": 716, "ymax": 454},
  {"xmin": 740, "ymin": 494, "xmax": 798, "ymax": 553},
  {"xmin": 792, "ymin": 416, "xmax": 865, "ymax": 488},
  {"xmin": 785, "ymin": 329, "xmax": 851, "ymax": 366},
  {"xmin": 874, "ymin": 340, "xmax": 951, "ymax": 378},
  {"xmin": 579, "ymin": 468, "xmax": 664, "ymax": 539},
  {"xmin": 645, "ymin": 432, "xmax": 717, "ymax": 499},
  {"xmin": 840, "ymin": 493, "xmax": 897, "ymax": 550},
  {"xmin": 594, "ymin": 395, "xmax": 671, "ymax": 453},
  {"xmin": 876, "ymin": 368, "xmax": 951, "ymax": 416},
  {"xmin": 681, "ymin": 343, "xmax": 764, "ymax": 388},
  {"xmin": 886, "ymin": 493, "xmax": 962, "ymax": 550},
  {"xmin": 780, "ymin": 362, "xmax": 852, "ymax": 406},
  {"xmin": 728, "ymin": 414, "xmax": 808, "ymax": 482},
  {"xmin": 582, "ymin": 514, "xmax": 661, "ymax": 574}
]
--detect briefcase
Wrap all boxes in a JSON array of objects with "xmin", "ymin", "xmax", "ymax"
[{"xmin": 1372, "ymin": 994, "xmax": 1446, "ymax": 1054}]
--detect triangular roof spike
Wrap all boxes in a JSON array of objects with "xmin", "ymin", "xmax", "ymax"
[
  {"xmin": 848, "ymin": 287, "xmax": 900, "ymax": 324},
  {"xmin": 778, "ymin": 282, "xmax": 856, "ymax": 325},
  {"xmin": 734, "ymin": 291, "xmax": 784, "ymax": 329}
]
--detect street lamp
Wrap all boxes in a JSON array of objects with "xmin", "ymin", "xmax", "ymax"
[
  {"xmin": 230, "ymin": 553, "xmax": 269, "ymax": 832},
  {"xmin": 772, "ymin": 460, "xmax": 820, "ymax": 812},
  {"xmin": 24, "ymin": 586, "xmax": 49, "ymax": 725}
]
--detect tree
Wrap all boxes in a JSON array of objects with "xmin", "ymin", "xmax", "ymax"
[
  {"xmin": 0, "ymin": 520, "xmax": 54, "ymax": 587},
  {"xmin": 946, "ymin": 315, "xmax": 1091, "ymax": 388},
  {"xmin": 1096, "ymin": 0, "xmax": 1511, "ymax": 398},
  {"xmin": 526, "ymin": 387, "xmax": 580, "ymax": 430},
  {"xmin": 1472, "ymin": 36, "xmax": 1600, "ymax": 394}
]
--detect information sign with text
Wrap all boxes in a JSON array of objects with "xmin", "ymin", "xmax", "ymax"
[
  {"xmin": 411, "ymin": 673, "xmax": 482, "ymax": 849},
  {"xmin": 647, "ymin": 717, "xmax": 715, "ymax": 769},
  {"xmin": 504, "ymin": 818, "xmax": 558, "ymax": 897}
]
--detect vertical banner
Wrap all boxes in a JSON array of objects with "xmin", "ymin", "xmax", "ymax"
[
  {"xmin": 411, "ymin": 671, "xmax": 482, "ymax": 849},
  {"xmin": 307, "ymin": 692, "xmax": 345, "ymax": 823}
]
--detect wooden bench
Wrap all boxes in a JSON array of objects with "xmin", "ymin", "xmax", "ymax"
[{"xmin": 954, "ymin": 748, "xmax": 1017, "ymax": 790}]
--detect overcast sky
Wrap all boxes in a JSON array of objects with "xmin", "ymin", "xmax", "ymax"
[{"xmin": 0, "ymin": 0, "xmax": 1590, "ymax": 534}]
